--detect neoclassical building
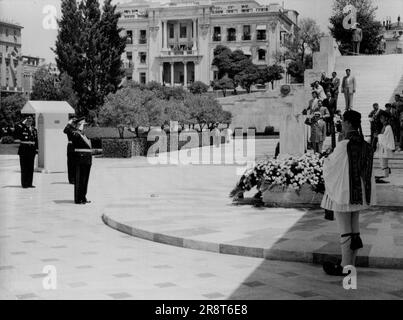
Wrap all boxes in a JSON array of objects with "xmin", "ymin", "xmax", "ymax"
[
  {"xmin": 117, "ymin": 0, "xmax": 298, "ymax": 86},
  {"xmin": 0, "ymin": 19, "xmax": 23, "ymax": 97}
]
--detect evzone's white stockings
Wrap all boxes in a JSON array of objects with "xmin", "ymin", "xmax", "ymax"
[
  {"xmin": 380, "ymin": 158, "xmax": 389, "ymax": 177},
  {"xmin": 335, "ymin": 211, "xmax": 360, "ymax": 267}
]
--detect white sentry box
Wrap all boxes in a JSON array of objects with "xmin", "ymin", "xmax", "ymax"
[{"xmin": 21, "ymin": 101, "xmax": 75, "ymax": 173}]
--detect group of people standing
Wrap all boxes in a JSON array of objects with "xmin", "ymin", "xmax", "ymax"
[
  {"xmin": 303, "ymin": 69, "xmax": 356, "ymax": 153},
  {"xmin": 368, "ymin": 93, "xmax": 403, "ymax": 179},
  {"xmin": 15, "ymin": 115, "xmax": 93, "ymax": 205}
]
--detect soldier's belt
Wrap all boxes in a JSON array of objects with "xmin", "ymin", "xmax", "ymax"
[
  {"xmin": 20, "ymin": 141, "xmax": 35, "ymax": 145},
  {"xmin": 68, "ymin": 141, "xmax": 72, "ymax": 144},
  {"xmin": 75, "ymin": 149, "xmax": 92, "ymax": 152}
]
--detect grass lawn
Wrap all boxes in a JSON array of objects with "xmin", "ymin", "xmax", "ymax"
[{"xmin": 0, "ymin": 144, "xmax": 19, "ymax": 155}]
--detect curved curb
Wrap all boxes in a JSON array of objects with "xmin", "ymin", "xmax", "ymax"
[{"xmin": 102, "ymin": 213, "xmax": 403, "ymax": 270}]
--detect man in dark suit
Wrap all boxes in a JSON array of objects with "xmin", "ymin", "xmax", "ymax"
[
  {"xmin": 15, "ymin": 116, "xmax": 38, "ymax": 188},
  {"xmin": 368, "ymin": 103, "xmax": 382, "ymax": 152},
  {"xmin": 330, "ymin": 71, "xmax": 340, "ymax": 105},
  {"xmin": 64, "ymin": 117, "xmax": 92, "ymax": 204},
  {"xmin": 323, "ymin": 91, "xmax": 337, "ymax": 135},
  {"xmin": 63, "ymin": 117, "xmax": 77, "ymax": 184}
]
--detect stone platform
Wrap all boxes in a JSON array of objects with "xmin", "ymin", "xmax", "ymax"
[{"xmin": 101, "ymin": 142, "xmax": 403, "ymax": 269}]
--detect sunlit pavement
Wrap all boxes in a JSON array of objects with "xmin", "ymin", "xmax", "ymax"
[{"xmin": 1, "ymin": 149, "xmax": 403, "ymax": 300}]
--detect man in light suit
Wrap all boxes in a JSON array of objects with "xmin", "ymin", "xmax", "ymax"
[
  {"xmin": 352, "ymin": 23, "xmax": 363, "ymax": 55},
  {"xmin": 341, "ymin": 68, "xmax": 356, "ymax": 110}
]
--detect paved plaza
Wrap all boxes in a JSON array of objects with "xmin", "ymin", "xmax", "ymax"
[{"xmin": 1, "ymin": 141, "xmax": 403, "ymax": 300}]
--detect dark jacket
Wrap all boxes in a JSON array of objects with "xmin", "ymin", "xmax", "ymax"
[
  {"xmin": 63, "ymin": 123, "xmax": 76, "ymax": 153},
  {"xmin": 64, "ymin": 125, "xmax": 92, "ymax": 165},
  {"xmin": 15, "ymin": 123, "xmax": 38, "ymax": 156},
  {"xmin": 368, "ymin": 109, "xmax": 382, "ymax": 135},
  {"xmin": 322, "ymin": 97, "xmax": 337, "ymax": 116}
]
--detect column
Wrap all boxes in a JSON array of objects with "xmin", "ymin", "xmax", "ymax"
[
  {"xmin": 166, "ymin": 21, "xmax": 170, "ymax": 50},
  {"xmin": 170, "ymin": 62, "xmax": 174, "ymax": 85},
  {"xmin": 192, "ymin": 19, "xmax": 197, "ymax": 51},
  {"xmin": 160, "ymin": 62, "xmax": 164, "ymax": 84},
  {"xmin": 162, "ymin": 20, "xmax": 167, "ymax": 50},
  {"xmin": 183, "ymin": 61, "xmax": 187, "ymax": 86}
]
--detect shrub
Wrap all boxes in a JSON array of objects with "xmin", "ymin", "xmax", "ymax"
[
  {"xmin": 102, "ymin": 138, "xmax": 148, "ymax": 158},
  {"xmin": 1, "ymin": 136, "xmax": 15, "ymax": 144},
  {"xmin": 188, "ymin": 81, "xmax": 209, "ymax": 94}
]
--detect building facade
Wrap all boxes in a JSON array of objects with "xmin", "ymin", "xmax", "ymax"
[
  {"xmin": 117, "ymin": 0, "xmax": 298, "ymax": 86},
  {"xmin": 381, "ymin": 17, "xmax": 403, "ymax": 54},
  {"xmin": 0, "ymin": 20, "xmax": 23, "ymax": 97},
  {"xmin": 22, "ymin": 55, "xmax": 46, "ymax": 98}
]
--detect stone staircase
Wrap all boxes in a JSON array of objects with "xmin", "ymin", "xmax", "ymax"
[{"xmin": 334, "ymin": 54, "xmax": 403, "ymax": 137}]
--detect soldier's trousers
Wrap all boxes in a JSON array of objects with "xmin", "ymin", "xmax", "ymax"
[
  {"xmin": 67, "ymin": 151, "xmax": 76, "ymax": 184},
  {"xmin": 19, "ymin": 154, "xmax": 35, "ymax": 188},
  {"xmin": 74, "ymin": 163, "xmax": 91, "ymax": 203}
]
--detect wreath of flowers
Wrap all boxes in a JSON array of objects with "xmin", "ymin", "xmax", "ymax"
[{"xmin": 230, "ymin": 152, "xmax": 326, "ymax": 198}]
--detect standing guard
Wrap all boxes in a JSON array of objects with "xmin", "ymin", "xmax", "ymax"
[
  {"xmin": 63, "ymin": 117, "xmax": 77, "ymax": 184},
  {"xmin": 15, "ymin": 116, "xmax": 38, "ymax": 188},
  {"xmin": 64, "ymin": 117, "xmax": 92, "ymax": 204}
]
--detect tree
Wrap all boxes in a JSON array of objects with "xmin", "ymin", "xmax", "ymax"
[
  {"xmin": 0, "ymin": 94, "xmax": 27, "ymax": 128},
  {"xmin": 188, "ymin": 81, "xmax": 209, "ymax": 95},
  {"xmin": 283, "ymin": 18, "xmax": 323, "ymax": 83},
  {"xmin": 329, "ymin": 0, "xmax": 382, "ymax": 54},
  {"xmin": 30, "ymin": 66, "xmax": 61, "ymax": 101},
  {"xmin": 54, "ymin": 0, "xmax": 127, "ymax": 119},
  {"xmin": 211, "ymin": 45, "xmax": 233, "ymax": 79},
  {"xmin": 234, "ymin": 64, "xmax": 260, "ymax": 93},
  {"xmin": 211, "ymin": 76, "xmax": 234, "ymax": 97},
  {"xmin": 30, "ymin": 65, "xmax": 78, "ymax": 108}
]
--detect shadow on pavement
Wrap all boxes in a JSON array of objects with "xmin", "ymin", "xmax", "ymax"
[{"xmin": 53, "ymin": 200, "xmax": 75, "ymax": 204}]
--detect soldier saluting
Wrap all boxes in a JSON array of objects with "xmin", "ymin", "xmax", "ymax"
[
  {"xmin": 15, "ymin": 116, "xmax": 38, "ymax": 188},
  {"xmin": 63, "ymin": 117, "xmax": 77, "ymax": 184},
  {"xmin": 64, "ymin": 117, "xmax": 92, "ymax": 204}
]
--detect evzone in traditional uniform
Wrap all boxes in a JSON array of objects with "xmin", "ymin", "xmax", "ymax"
[
  {"xmin": 15, "ymin": 116, "xmax": 38, "ymax": 188},
  {"xmin": 376, "ymin": 110, "xmax": 395, "ymax": 179},
  {"xmin": 64, "ymin": 117, "xmax": 92, "ymax": 204},
  {"xmin": 63, "ymin": 117, "xmax": 77, "ymax": 184},
  {"xmin": 320, "ymin": 110, "xmax": 376, "ymax": 276}
]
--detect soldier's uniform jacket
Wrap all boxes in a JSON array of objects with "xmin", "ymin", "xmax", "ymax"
[
  {"xmin": 64, "ymin": 126, "xmax": 92, "ymax": 165},
  {"xmin": 15, "ymin": 123, "xmax": 38, "ymax": 156},
  {"xmin": 63, "ymin": 123, "xmax": 76, "ymax": 154}
]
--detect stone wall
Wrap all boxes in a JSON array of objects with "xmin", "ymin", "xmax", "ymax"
[{"xmin": 219, "ymin": 84, "xmax": 306, "ymax": 133}]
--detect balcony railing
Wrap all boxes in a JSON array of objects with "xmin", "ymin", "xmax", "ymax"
[
  {"xmin": 242, "ymin": 34, "xmax": 251, "ymax": 41},
  {"xmin": 160, "ymin": 49, "xmax": 197, "ymax": 56},
  {"xmin": 126, "ymin": 38, "xmax": 133, "ymax": 44},
  {"xmin": 138, "ymin": 38, "xmax": 147, "ymax": 44},
  {"xmin": 227, "ymin": 35, "xmax": 236, "ymax": 41},
  {"xmin": 213, "ymin": 34, "xmax": 221, "ymax": 41},
  {"xmin": 257, "ymin": 34, "xmax": 267, "ymax": 41}
]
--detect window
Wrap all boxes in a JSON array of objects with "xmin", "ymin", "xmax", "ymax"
[
  {"xmin": 258, "ymin": 49, "xmax": 266, "ymax": 61},
  {"xmin": 257, "ymin": 30, "xmax": 266, "ymax": 41},
  {"xmin": 139, "ymin": 52, "xmax": 146, "ymax": 64},
  {"xmin": 213, "ymin": 71, "xmax": 219, "ymax": 80},
  {"xmin": 126, "ymin": 30, "xmax": 133, "ymax": 44},
  {"xmin": 169, "ymin": 24, "xmax": 174, "ymax": 38},
  {"xmin": 227, "ymin": 28, "xmax": 236, "ymax": 41},
  {"xmin": 126, "ymin": 51, "xmax": 132, "ymax": 60},
  {"xmin": 139, "ymin": 30, "xmax": 146, "ymax": 44},
  {"xmin": 140, "ymin": 72, "xmax": 146, "ymax": 84},
  {"xmin": 180, "ymin": 24, "xmax": 187, "ymax": 38},
  {"xmin": 243, "ymin": 25, "xmax": 251, "ymax": 40},
  {"xmin": 213, "ymin": 26, "xmax": 221, "ymax": 41}
]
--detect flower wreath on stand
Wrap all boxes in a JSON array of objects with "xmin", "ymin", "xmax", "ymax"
[{"xmin": 229, "ymin": 152, "xmax": 327, "ymax": 200}]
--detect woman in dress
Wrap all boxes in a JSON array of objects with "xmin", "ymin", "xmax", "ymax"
[
  {"xmin": 377, "ymin": 110, "xmax": 395, "ymax": 178},
  {"xmin": 321, "ymin": 110, "xmax": 376, "ymax": 276}
]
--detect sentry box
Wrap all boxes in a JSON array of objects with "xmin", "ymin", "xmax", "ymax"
[{"xmin": 21, "ymin": 101, "xmax": 75, "ymax": 173}]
